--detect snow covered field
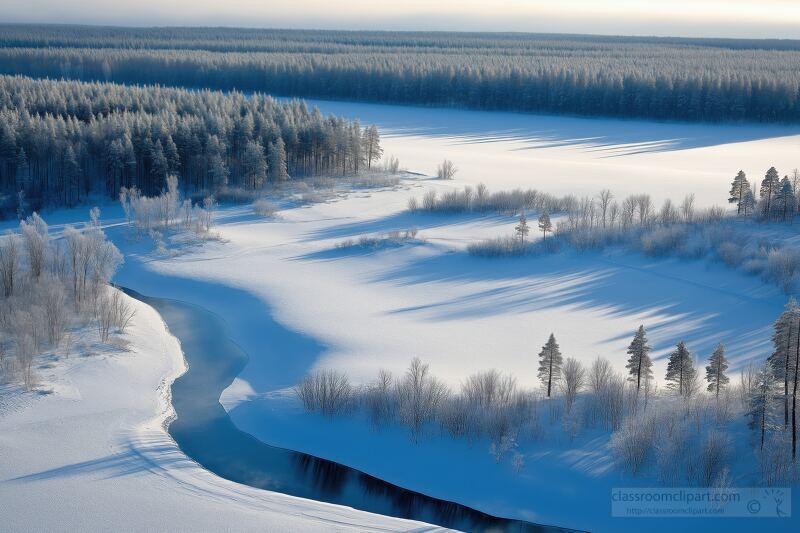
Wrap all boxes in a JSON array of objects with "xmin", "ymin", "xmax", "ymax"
[
  {"xmin": 303, "ymin": 98, "xmax": 800, "ymax": 207},
  {"xmin": 3, "ymin": 106, "xmax": 800, "ymax": 532}
]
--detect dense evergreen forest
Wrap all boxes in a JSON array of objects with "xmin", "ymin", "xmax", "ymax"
[
  {"xmin": 0, "ymin": 75, "xmax": 380, "ymax": 214},
  {"xmin": 2, "ymin": 25, "xmax": 800, "ymax": 123}
]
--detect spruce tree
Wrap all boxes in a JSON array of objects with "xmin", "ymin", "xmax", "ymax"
[
  {"xmin": 705, "ymin": 343, "xmax": 729, "ymax": 398},
  {"xmin": 625, "ymin": 325, "xmax": 653, "ymax": 392},
  {"xmin": 665, "ymin": 341, "xmax": 696, "ymax": 397},
  {"xmin": 760, "ymin": 166, "xmax": 781, "ymax": 218},
  {"xmin": 728, "ymin": 170, "xmax": 749, "ymax": 215},
  {"xmin": 538, "ymin": 333, "xmax": 563, "ymax": 398}
]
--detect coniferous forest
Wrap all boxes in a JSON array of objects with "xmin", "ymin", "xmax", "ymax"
[
  {"xmin": 0, "ymin": 75, "xmax": 379, "ymax": 213},
  {"xmin": 1, "ymin": 25, "xmax": 800, "ymax": 124}
]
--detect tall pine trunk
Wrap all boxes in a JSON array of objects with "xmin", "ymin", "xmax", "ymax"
[
  {"xmin": 793, "ymin": 318, "xmax": 799, "ymax": 461},
  {"xmin": 786, "ymin": 324, "xmax": 793, "ymax": 428}
]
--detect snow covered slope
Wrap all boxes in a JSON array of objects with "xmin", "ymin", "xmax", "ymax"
[{"xmin": 0, "ymin": 291, "xmax": 440, "ymax": 532}]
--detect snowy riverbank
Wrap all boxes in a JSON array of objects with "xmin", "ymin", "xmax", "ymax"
[{"xmin": 0, "ymin": 291, "xmax": 437, "ymax": 532}]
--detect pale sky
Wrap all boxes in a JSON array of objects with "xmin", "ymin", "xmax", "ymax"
[{"xmin": 4, "ymin": 0, "xmax": 800, "ymax": 39}]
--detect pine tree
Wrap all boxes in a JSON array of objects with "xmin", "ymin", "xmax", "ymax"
[
  {"xmin": 705, "ymin": 343, "xmax": 729, "ymax": 398},
  {"xmin": 63, "ymin": 145, "xmax": 81, "ymax": 207},
  {"xmin": 150, "ymin": 140, "xmax": 169, "ymax": 187},
  {"xmin": 268, "ymin": 138, "xmax": 289, "ymax": 183},
  {"xmin": 768, "ymin": 297, "xmax": 799, "ymax": 428},
  {"xmin": 741, "ymin": 187, "xmax": 756, "ymax": 216},
  {"xmin": 515, "ymin": 213, "xmax": 529, "ymax": 243},
  {"xmin": 538, "ymin": 211, "xmax": 552, "ymax": 240},
  {"xmin": 15, "ymin": 147, "xmax": 30, "ymax": 192},
  {"xmin": 665, "ymin": 341, "xmax": 696, "ymax": 397},
  {"xmin": 728, "ymin": 170, "xmax": 750, "ymax": 215},
  {"xmin": 776, "ymin": 176, "xmax": 795, "ymax": 221},
  {"xmin": 242, "ymin": 140, "xmax": 267, "ymax": 189},
  {"xmin": 748, "ymin": 362, "xmax": 777, "ymax": 451},
  {"xmin": 538, "ymin": 333, "xmax": 563, "ymax": 398},
  {"xmin": 625, "ymin": 325, "xmax": 653, "ymax": 392},
  {"xmin": 760, "ymin": 166, "xmax": 781, "ymax": 218}
]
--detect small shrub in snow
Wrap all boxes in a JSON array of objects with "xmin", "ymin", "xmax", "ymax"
[
  {"xmin": 252, "ymin": 199, "xmax": 278, "ymax": 217},
  {"xmin": 640, "ymin": 226, "xmax": 688, "ymax": 256},
  {"xmin": 436, "ymin": 159, "xmax": 457, "ymax": 180},
  {"xmin": 691, "ymin": 430, "xmax": 731, "ymax": 487},
  {"xmin": 380, "ymin": 155, "xmax": 401, "ymax": 174},
  {"xmin": 349, "ymin": 174, "xmax": 400, "ymax": 189},
  {"xmin": 764, "ymin": 248, "xmax": 800, "ymax": 292},
  {"xmin": 610, "ymin": 413, "xmax": 658, "ymax": 475},
  {"xmin": 296, "ymin": 369, "xmax": 353, "ymax": 417},
  {"xmin": 467, "ymin": 236, "xmax": 528, "ymax": 257}
]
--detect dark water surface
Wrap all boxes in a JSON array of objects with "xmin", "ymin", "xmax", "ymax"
[{"xmin": 124, "ymin": 288, "xmax": 573, "ymax": 533}]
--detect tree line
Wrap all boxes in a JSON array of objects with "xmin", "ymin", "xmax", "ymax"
[
  {"xmin": 0, "ymin": 75, "xmax": 382, "ymax": 214},
  {"xmin": 1, "ymin": 25, "xmax": 800, "ymax": 123}
]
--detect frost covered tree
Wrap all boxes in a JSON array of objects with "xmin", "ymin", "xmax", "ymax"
[
  {"xmin": 728, "ymin": 170, "xmax": 750, "ymax": 215},
  {"xmin": 242, "ymin": 140, "xmax": 268, "ymax": 189},
  {"xmin": 561, "ymin": 357, "xmax": 585, "ymax": 414},
  {"xmin": 362, "ymin": 125, "xmax": 383, "ymax": 169},
  {"xmin": 436, "ymin": 159, "xmax": 457, "ymax": 180},
  {"xmin": 538, "ymin": 333, "xmax": 563, "ymax": 398},
  {"xmin": 0, "ymin": 231, "xmax": 19, "ymax": 297},
  {"xmin": 597, "ymin": 189, "xmax": 614, "ymax": 228},
  {"xmin": 776, "ymin": 176, "xmax": 796, "ymax": 221},
  {"xmin": 267, "ymin": 138, "xmax": 289, "ymax": 183},
  {"xmin": 538, "ymin": 211, "xmax": 552, "ymax": 240},
  {"xmin": 625, "ymin": 325, "xmax": 653, "ymax": 392},
  {"xmin": 748, "ymin": 362, "xmax": 778, "ymax": 451},
  {"xmin": 769, "ymin": 297, "xmax": 799, "ymax": 428},
  {"xmin": 19, "ymin": 213, "xmax": 50, "ymax": 279},
  {"xmin": 396, "ymin": 357, "xmax": 448, "ymax": 440},
  {"xmin": 665, "ymin": 341, "xmax": 696, "ymax": 397},
  {"xmin": 705, "ymin": 343, "xmax": 730, "ymax": 398},
  {"xmin": 514, "ymin": 213, "xmax": 530, "ymax": 243},
  {"xmin": 760, "ymin": 166, "xmax": 781, "ymax": 218},
  {"xmin": 741, "ymin": 187, "xmax": 756, "ymax": 216}
]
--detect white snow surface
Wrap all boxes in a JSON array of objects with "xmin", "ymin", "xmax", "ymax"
[
  {"xmin": 4, "ymin": 106, "xmax": 800, "ymax": 532},
  {"xmin": 0, "ymin": 292, "xmax": 439, "ymax": 532},
  {"xmin": 301, "ymin": 98, "xmax": 800, "ymax": 207},
  {"xmin": 105, "ymin": 172, "xmax": 793, "ymax": 532}
]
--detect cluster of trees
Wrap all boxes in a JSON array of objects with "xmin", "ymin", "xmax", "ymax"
[
  {"xmin": 119, "ymin": 175, "xmax": 216, "ymax": 253},
  {"xmin": 729, "ymin": 167, "xmax": 800, "ymax": 220},
  {"xmin": 2, "ymin": 26, "xmax": 800, "ymax": 123},
  {"xmin": 296, "ymin": 307, "xmax": 799, "ymax": 484},
  {"xmin": 0, "ymin": 75, "xmax": 382, "ymax": 214},
  {"xmin": 0, "ymin": 210, "xmax": 132, "ymax": 389}
]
